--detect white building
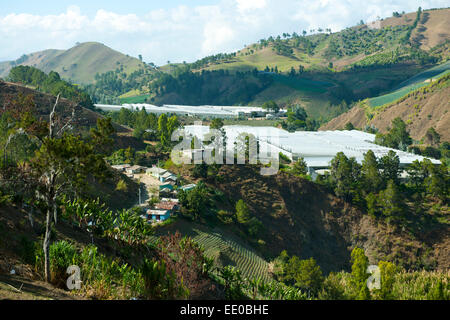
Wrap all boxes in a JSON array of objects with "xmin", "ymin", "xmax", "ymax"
[{"xmin": 182, "ymin": 125, "xmax": 441, "ymax": 169}]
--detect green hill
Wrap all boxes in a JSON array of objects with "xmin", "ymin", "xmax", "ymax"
[
  {"xmin": 0, "ymin": 42, "xmax": 145, "ymax": 84},
  {"xmin": 368, "ymin": 60, "xmax": 450, "ymax": 107},
  {"xmin": 191, "ymin": 8, "xmax": 449, "ymax": 74}
]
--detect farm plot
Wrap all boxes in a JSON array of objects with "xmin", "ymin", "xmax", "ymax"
[
  {"xmin": 150, "ymin": 222, "xmax": 271, "ymax": 281},
  {"xmin": 369, "ymin": 61, "xmax": 450, "ymax": 107}
]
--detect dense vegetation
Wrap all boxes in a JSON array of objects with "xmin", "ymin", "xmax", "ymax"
[{"xmin": 8, "ymin": 66, "xmax": 93, "ymax": 109}]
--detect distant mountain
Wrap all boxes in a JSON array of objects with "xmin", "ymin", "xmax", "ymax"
[
  {"xmin": 0, "ymin": 42, "xmax": 145, "ymax": 84},
  {"xmin": 191, "ymin": 8, "xmax": 450, "ymax": 73}
]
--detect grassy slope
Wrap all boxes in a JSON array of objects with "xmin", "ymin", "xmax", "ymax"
[
  {"xmin": 0, "ymin": 42, "xmax": 145, "ymax": 85},
  {"xmin": 0, "ymin": 49, "xmax": 64, "ymax": 80},
  {"xmin": 369, "ymin": 60, "xmax": 450, "ymax": 107},
  {"xmin": 0, "ymin": 80, "xmax": 141, "ymax": 210},
  {"xmin": 194, "ymin": 8, "xmax": 450, "ymax": 74},
  {"xmin": 158, "ymin": 165, "xmax": 449, "ymax": 277},
  {"xmin": 132, "ymin": 8, "xmax": 448, "ymax": 120},
  {"xmin": 320, "ymin": 73, "xmax": 450, "ymax": 142}
]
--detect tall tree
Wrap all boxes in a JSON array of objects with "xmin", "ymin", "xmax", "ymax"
[
  {"xmin": 29, "ymin": 96, "xmax": 108, "ymax": 282},
  {"xmin": 292, "ymin": 157, "xmax": 308, "ymax": 177},
  {"xmin": 330, "ymin": 152, "xmax": 361, "ymax": 202},
  {"xmin": 350, "ymin": 247, "xmax": 370, "ymax": 300},
  {"xmin": 361, "ymin": 150, "xmax": 382, "ymax": 193},
  {"xmin": 379, "ymin": 150, "xmax": 400, "ymax": 186},
  {"xmin": 378, "ymin": 180, "xmax": 406, "ymax": 224},
  {"xmin": 158, "ymin": 114, "xmax": 169, "ymax": 147}
]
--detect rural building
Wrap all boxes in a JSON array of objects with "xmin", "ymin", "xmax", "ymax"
[
  {"xmin": 147, "ymin": 209, "xmax": 170, "ymax": 222},
  {"xmin": 160, "ymin": 198, "xmax": 179, "ymax": 203},
  {"xmin": 111, "ymin": 164, "xmax": 131, "ymax": 172},
  {"xmin": 160, "ymin": 171, "xmax": 177, "ymax": 183},
  {"xmin": 95, "ymin": 104, "xmax": 271, "ymax": 119},
  {"xmin": 126, "ymin": 165, "xmax": 146, "ymax": 174},
  {"xmin": 183, "ymin": 125, "xmax": 441, "ymax": 169},
  {"xmin": 147, "ymin": 166, "xmax": 177, "ymax": 182},
  {"xmin": 159, "ymin": 183, "xmax": 174, "ymax": 191},
  {"xmin": 155, "ymin": 201, "xmax": 179, "ymax": 212},
  {"xmin": 147, "ymin": 166, "xmax": 167, "ymax": 178},
  {"xmin": 180, "ymin": 184, "xmax": 196, "ymax": 192},
  {"xmin": 159, "ymin": 188, "xmax": 176, "ymax": 197}
]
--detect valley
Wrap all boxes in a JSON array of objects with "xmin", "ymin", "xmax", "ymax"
[{"xmin": 0, "ymin": 4, "xmax": 448, "ymax": 303}]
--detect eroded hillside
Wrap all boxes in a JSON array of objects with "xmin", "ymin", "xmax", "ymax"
[{"xmin": 320, "ymin": 74, "xmax": 450, "ymax": 142}]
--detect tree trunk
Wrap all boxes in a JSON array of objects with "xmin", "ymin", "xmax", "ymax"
[{"xmin": 43, "ymin": 206, "xmax": 52, "ymax": 283}]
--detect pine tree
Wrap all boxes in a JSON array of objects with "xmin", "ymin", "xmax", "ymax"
[{"xmin": 362, "ymin": 150, "xmax": 382, "ymax": 193}]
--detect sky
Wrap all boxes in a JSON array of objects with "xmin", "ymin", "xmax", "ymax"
[{"xmin": 1, "ymin": 0, "xmax": 449, "ymax": 65}]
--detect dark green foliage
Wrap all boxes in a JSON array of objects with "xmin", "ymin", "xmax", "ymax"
[
  {"xmin": 261, "ymin": 100, "xmax": 279, "ymax": 113},
  {"xmin": 210, "ymin": 118, "xmax": 224, "ymax": 130},
  {"xmin": 236, "ymin": 199, "xmax": 251, "ymax": 224},
  {"xmin": 107, "ymin": 147, "xmax": 140, "ymax": 165},
  {"xmin": 350, "ymin": 247, "xmax": 371, "ymax": 300},
  {"xmin": 424, "ymin": 127, "xmax": 441, "ymax": 146},
  {"xmin": 378, "ymin": 180, "xmax": 406, "ymax": 224},
  {"xmin": 35, "ymin": 240, "xmax": 76, "ymax": 288},
  {"xmin": 282, "ymin": 105, "xmax": 319, "ymax": 132},
  {"xmin": 219, "ymin": 266, "xmax": 246, "ymax": 299},
  {"xmin": 344, "ymin": 122, "xmax": 355, "ymax": 130},
  {"xmin": 286, "ymin": 257, "xmax": 324, "ymax": 296},
  {"xmin": 379, "ymin": 150, "xmax": 401, "ymax": 185},
  {"xmin": 8, "ymin": 66, "xmax": 93, "ymax": 109},
  {"xmin": 90, "ymin": 117, "xmax": 116, "ymax": 156},
  {"xmin": 361, "ymin": 150, "xmax": 382, "ymax": 193},
  {"xmin": 192, "ymin": 163, "xmax": 208, "ymax": 178},
  {"xmin": 291, "ymin": 157, "xmax": 308, "ymax": 177},
  {"xmin": 141, "ymin": 259, "xmax": 188, "ymax": 299},
  {"xmin": 149, "ymin": 68, "xmax": 273, "ymax": 106},
  {"xmin": 375, "ymin": 117, "xmax": 412, "ymax": 150},
  {"xmin": 329, "ymin": 152, "xmax": 361, "ymax": 202},
  {"xmin": 178, "ymin": 182, "xmax": 211, "ymax": 220}
]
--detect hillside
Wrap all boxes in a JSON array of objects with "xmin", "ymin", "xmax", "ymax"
[
  {"xmin": 0, "ymin": 80, "xmax": 141, "ymax": 210},
  {"xmin": 155, "ymin": 165, "xmax": 449, "ymax": 274},
  {"xmin": 121, "ymin": 8, "xmax": 449, "ymax": 121},
  {"xmin": 0, "ymin": 42, "xmax": 145, "ymax": 84},
  {"xmin": 193, "ymin": 8, "xmax": 450, "ymax": 73},
  {"xmin": 320, "ymin": 73, "xmax": 450, "ymax": 142}
]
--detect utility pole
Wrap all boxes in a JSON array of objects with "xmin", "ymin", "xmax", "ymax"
[{"xmin": 139, "ymin": 185, "xmax": 142, "ymax": 205}]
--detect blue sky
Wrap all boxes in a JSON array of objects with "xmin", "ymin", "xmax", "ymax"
[{"xmin": 0, "ymin": 0, "xmax": 448, "ymax": 65}]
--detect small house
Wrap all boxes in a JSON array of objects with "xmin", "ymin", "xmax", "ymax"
[
  {"xmin": 126, "ymin": 165, "xmax": 145, "ymax": 174},
  {"xmin": 111, "ymin": 164, "xmax": 131, "ymax": 172},
  {"xmin": 155, "ymin": 201, "xmax": 179, "ymax": 213},
  {"xmin": 160, "ymin": 198, "xmax": 179, "ymax": 203},
  {"xmin": 147, "ymin": 166, "xmax": 167, "ymax": 179},
  {"xmin": 180, "ymin": 184, "xmax": 196, "ymax": 192},
  {"xmin": 159, "ymin": 183, "xmax": 174, "ymax": 191},
  {"xmin": 147, "ymin": 209, "xmax": 170, "ymax": 222},
  {"xmin": 160, "ymin": 171, "xmax": 177, "ymax": 183}
]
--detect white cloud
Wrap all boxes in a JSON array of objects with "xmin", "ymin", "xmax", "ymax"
[
  {"xmin": 236, "ymin": 0, "xmax": 267, "ymax": 12},
  {"xmin": 0, "ymin": 1, "xmax": 448, "ymax": 66}
]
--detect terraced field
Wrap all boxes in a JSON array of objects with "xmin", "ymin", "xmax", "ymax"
[
  {"xmin": 369, "ymin": 61, "xmax": 450, "ymax": 107},
  {"xmin": 151, "ymin": 221, "xmax": 272, "ymax": 281}
]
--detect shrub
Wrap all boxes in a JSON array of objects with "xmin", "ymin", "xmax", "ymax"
[{"xmin": 35, "ymin": 240, "xmax": 77, "ymax": 288}]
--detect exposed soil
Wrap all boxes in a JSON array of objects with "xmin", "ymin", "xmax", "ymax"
[
  {"xmin": 320, "ymin": 78, "xmax": 450, "ymax": 142},
  {"xmin": 202, "ymin": 165, "xmax": 449, "ymax": 273}
]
